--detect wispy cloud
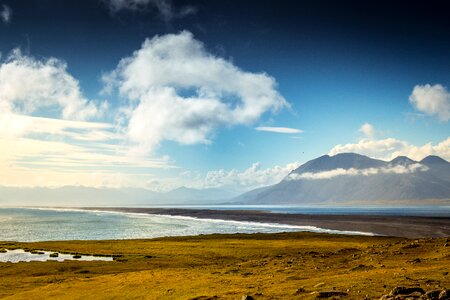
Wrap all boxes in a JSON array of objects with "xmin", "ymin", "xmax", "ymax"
[
  {"xmin": 105, "ymin": 0, "xmax": 196, "ymax": 22},
  {"xmin": 255, "ymin": 126, "xmax": 303, "ymax": 134},
  {"xmin": 0, "ymin": 4, "xmax": 12, "ymax": 24},
  {"xmin": 287, "ymin": 163, "xmax": 429, "ymax": 180},
  {"xmin": 0, "ymin": 113, "xmax": 173, "ymax": 188}
]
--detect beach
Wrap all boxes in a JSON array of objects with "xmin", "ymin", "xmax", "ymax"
[{"xmin": 82, "ymin": 207, "xmax": 450, "ymax": 238}]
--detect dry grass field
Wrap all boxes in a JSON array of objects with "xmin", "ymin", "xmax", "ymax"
[{"xmin": 0, "ymin": 232, "xmax": 449, "ymax": 299}]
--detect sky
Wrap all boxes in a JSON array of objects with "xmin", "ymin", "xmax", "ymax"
[{"xmin": 0, "ymin": 0, "xmax": 449, "ymax": 193}]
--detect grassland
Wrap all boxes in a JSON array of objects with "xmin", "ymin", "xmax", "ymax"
[{"xmin": 0, "ymin": 232, "xmax": 449, "ymax": 299}]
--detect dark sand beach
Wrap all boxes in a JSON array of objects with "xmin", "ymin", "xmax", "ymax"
[{"xmin": 81, "ymin": 207, "xmax": 450, "ymax": 238}]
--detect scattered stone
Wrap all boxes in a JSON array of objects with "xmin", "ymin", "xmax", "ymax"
[
  {"xmin": 49, "ymin": 252, "xmax": 59, "ymax": 258},
  {"xmin": 390, "ymin": 286, "xmax": 425, "ymax": 296},
  {"xmin": 379, "ymin": 287, "xmax": 449, "ymax": 300}
]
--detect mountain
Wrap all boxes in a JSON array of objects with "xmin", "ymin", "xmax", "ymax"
[
  {"xmin": 0, "ymin": 186, "xmax": 239, "ymax": 207},
  {"xmin": 233, "ymin": 153, "xmax": 450, "ymax": 205}
]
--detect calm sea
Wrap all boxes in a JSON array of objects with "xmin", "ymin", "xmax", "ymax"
[{"xmin": 0, "ymin": 207, "xmax": 375, "ymax": 242}]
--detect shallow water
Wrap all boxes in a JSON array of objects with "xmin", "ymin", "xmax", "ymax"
[
  {"xmin": 0, "ymin": 207, "xmax": 373, "ymax": 242},
  {"xmin": 0, "ymin": 249, "xmax": 112, "ymax": 263}
]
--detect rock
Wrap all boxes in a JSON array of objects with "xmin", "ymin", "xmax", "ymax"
[
  {"xmin": 242, "ymin": 296, "xmax": 254, "ymax": 300},
  {"xmin": 390, "ymin": 287, "xmax": 425, "ymax": 296},
  {"xmin": 410, "ymin": 258, "xmax": 421, "ymax": 264},
  {"xmin": 49, "ymin": 252, "xmax": 59, "ymax": 257},
  {"xmin": 313, "ymin": 290, "xmax": 347, "ymax": 298},
  {"xmin": 424, "ymin": 289, "xmax": 441, "ymax": 299},
  {"xmin": 438, "ymin": 289, "xmax": 448, "ymax": 300}
]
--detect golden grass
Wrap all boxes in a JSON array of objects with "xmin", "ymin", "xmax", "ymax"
[{"xmin": 0, "ymin": 232, "xmax": 449, "ymax": 299}]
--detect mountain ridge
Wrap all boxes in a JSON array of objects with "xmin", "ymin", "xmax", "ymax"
[{"xmin": 234, "ymin": 153, "xmax": 450, "ymax": 205}]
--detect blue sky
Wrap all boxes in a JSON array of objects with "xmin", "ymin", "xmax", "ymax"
[{"xmin": 0, "ymin": 0, "xmax": 449, "ymax": 192}]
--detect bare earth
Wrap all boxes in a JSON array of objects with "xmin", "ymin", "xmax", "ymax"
[{"xmin": 82, "ymin": 207, "xmax": 450, "ymax": 238}]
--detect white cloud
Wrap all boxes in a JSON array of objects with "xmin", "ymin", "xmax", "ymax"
[
  {"xmin": 359, "ymin": 122, "xmax": 375, "ymax": 138},
  {"xmin": 190, "ymin": 161, "xmax": 300, "ymax": 190},
  {"xmin": 0, "ymin": 49, "xmax": 106, "ymax": 120},
  {"xmin": 409, "ymin": 84, "xmax": 450, "ymax": 122},
  {"xmin": 329, "ymin": 137, "xmax": 450, "ymax": 161},
  {"xmin": 105, "ymin": 0, "xmax": 196, "ymax": 21},
  {"xmin": 255, "ymin": 126, "xmax": 303, "ymax": 134},
  {"xmin": 0, "ymin": 113, "xmax": 173, "ymax": 188},
  {"xmin": 107, "ymin": 31, "xmax": 288, "ymax": 154},
  {"xmin": 287, "ymin": 163, "xmax": 429, "ymax": 180},
  {"xmin": 1, "ymin": 4, "xmax": 12, "ymax": 24}
]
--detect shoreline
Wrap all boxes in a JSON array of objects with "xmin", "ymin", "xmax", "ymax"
[{"xmin": 81, "ymin": 207, "xmax": 450, "ymax": 238}]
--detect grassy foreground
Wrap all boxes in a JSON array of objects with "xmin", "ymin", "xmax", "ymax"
[{"xmin": 0, "ymin": 232, "xmax": 449, "ymax": 299}]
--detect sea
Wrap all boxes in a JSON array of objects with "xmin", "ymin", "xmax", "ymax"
[{"xmin": 1, "ymin": 205, "xmax": 449, "ymax": 242}]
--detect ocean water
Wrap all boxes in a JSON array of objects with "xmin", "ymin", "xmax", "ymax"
[
  {"xmin": 0, "ymin": 208, "xmax": 373, "ymax": 242},
  {"xmin": 145, "ymin": 205, "xmax": 450, "ymax": 216}
]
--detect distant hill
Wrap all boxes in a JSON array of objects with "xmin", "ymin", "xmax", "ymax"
[
  {"xmin": 0, "ymin": 186, "xmax": 239, "ymax": 207},
  {"xmin": 233, "ymin": 153, "xmax": 450, "ymax": 205}
]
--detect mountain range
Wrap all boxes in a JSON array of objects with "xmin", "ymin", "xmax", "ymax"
[
  {"xmin": 1, "ymin": 153, "xmax": 449, "ymax": 207},
  {"xmin": 233, "ymin": 153, "xmax": 450, "ymax": 205},
  {"xmin": 0, "ymin": 186, "xmax": 238, "ymax": 207}
]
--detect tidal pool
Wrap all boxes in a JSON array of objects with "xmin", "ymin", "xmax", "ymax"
[{"xmin": 0, "ymin": 249, "xmax": 113, "ymax": 263}]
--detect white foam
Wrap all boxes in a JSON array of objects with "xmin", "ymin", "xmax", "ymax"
[{"xmin": 23, "ymin": 207, "xmax": 375, "ymax": 236}]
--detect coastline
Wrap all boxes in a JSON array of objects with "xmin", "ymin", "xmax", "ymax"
[{"xmin": 81, "ymin": 207, "xmax": 450, "ymax": 238}]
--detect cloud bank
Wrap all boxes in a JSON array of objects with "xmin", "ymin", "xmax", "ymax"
[
  {"xmin": 409, "ymin": 84, "xmax": 450, "ymax": 122},
  {"xmin": 329, "ymin": 137, "xmax": 450, "ymax": 161},
  {"xmin": 106, "ymin": 31, "xmax": 288, "ymax": 154},
  {"xmin": 287, "ymin": 163, "xmax": 429, "ymax": 180}
]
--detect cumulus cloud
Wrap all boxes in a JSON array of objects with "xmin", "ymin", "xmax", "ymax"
[
  {"xmin": 105, "ymin": 0, "xmax": 196, "ymax": 21},
  {"xmin": 1, "ymin": 4, "xmax": 12, "ymax": 24},
  {"xmin": 255, "ymin": 126, "xmax": 303, "ymax": 134},
  {"xmin": 0, "ymin": 49, "xmax": 106, "ymax": 120},
  {"xmin": 182, "ymin": 161, "xmax": 300, "ymax": 191},
  {"xmin": 329, "ymin": 137, "xmax": 450, "ymax": 161},
  {"xmin": 359, "ymin": 122, "xmax": 375, "ymax": 138},
  {"xmin": 409, "ymin": 84, "xmax": 450, "ymax": 122},
  {"xmin": 106, "ymin": 31, "xmax": 288, "ymax": 154},
  {"xmin": 287, "ymin": 163, "xmax": 429, "ymax": 180}
]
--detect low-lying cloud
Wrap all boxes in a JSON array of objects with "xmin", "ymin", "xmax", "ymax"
[{"xmin": 287, "ymin": 163, "xmax": 429, "ymax": 180}]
